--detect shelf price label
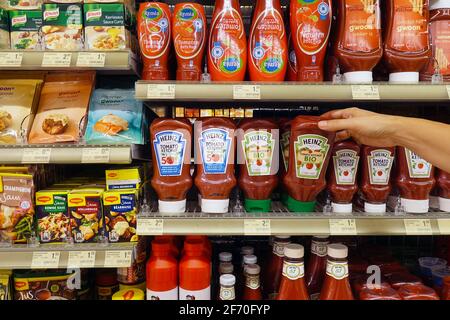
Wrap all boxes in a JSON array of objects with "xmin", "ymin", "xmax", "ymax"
[
  {"xmin": 67, "ymin": 251, "xmax": 96, "ymax": 268},
  {"xmin": 76, "ymin": 52, "xmax": 106, "ymax": 67},
  {"xmin": 137, "ymin": 219, "xmax": 164, "ymax": 235},
  {"xmin": 404, "ymin": 219, "xmax": 433, "ymax": 235},
  {"xmin": 438, "ymin": 219, "xmax": 450, "ymax": 235},
  {"xmin": 31, "ymin": 251, "xmax": 60, "ymax": 269},
  {"xmin": 146, "ymin": 84, "xmax": 176, "ymax": 99},
  {"xmin": 351, "ymin": 85, "xmax": 380, "ymax": 100},
  {"xmin": 446, "ymin": 85, "xmax": 450, "ymax": 99},
  {"xmin": 329, "ymin": 219, "xmax": 357, "ymax": 235},
  {"xmin": 81, "ymin": 148, "xmax": 110, "ymax": 163},
  {"xmin": 0, "ymin": 52, "xmax": 23, "ymax": 67},
  {"xmin": 233, "ymin": 85, "xmax": 261, "ymax": 100},
  {"xmin": 104, "ymin": 250, "xmax": 132, "ymax": 268},
  {"xmin": 42, "ymin": 52, "xmax": 72, "ymax": 67},
  {"xmin": 244, "ymin": 219, "xmax": 271, "ymax": 235},
  {"xmin": 22, "ymin": 148, "xmax": 52, "ymax": 163}
]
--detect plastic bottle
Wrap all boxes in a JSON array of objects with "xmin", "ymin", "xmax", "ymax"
[
  {"xmin": 306, "ymin": 235, "xmax": 329, "ymax": 299},
  {"xmin": 242, "ymin": 264, "xmax": 262, "ymax": 300},
  {"xmin": 264, "ymin": 235, "xmax": 291, "ymax": 299},
  {"xmin": 218, "ymin": 274, "xmax": 236, "ymax": 300},
  {"xmin": 437, "ymin": 169, "xmax": 450, "ymax": 211}
]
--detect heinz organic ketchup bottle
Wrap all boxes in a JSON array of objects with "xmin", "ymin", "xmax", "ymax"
[
  {"xmin": 208, "ymin": 0, "xmax": 247, "ymax": 81},
  {"xmin": 138, "ymin": 2, "xmax": 172, "ymax": 80},
  {"xmin": 151, "ymin": 118, "xmax": 193, "ymax": 213},
  {"xmin": 290, "ymin": 0, "xmax": 332, "ymax": 82},
  {"xmin": 248, "ymin": 0, "xmax": 287, "ymax": 81},
  {"xmin": 437, "ymin": 169, "xmax": 450, "ymax": 212},
  {"xmin": 172, "ymin": 2, "xmax": 207, "ymax": 81}
]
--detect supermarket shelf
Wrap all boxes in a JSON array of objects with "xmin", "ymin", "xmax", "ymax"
[
  {"xmin": 135, "ymin": 81, "xmax": 450, "ymax": 103},
  {"xmin": 0, "ymin": 242, "xmax": 136, "ymax": 269},
  {"xmin": 137, "ymin": 202, "xmax": 450, "ymax": 236}
]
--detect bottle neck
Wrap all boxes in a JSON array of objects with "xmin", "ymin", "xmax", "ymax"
[
  {"xmin": 219, "ymin": 284, "xmax": 235, "ymax": 300},
  {"xmin": 272, "ymin": 239, "xmax": 290, "ymax": 257},
  {"xmin": 326, "ymin": 257, "xmax": 349, "ymax": 281},
  {"xmin": 282, "ymin": 257, "xmax": 305, "ymax": 281},
  {"xmin": 245, "ymin": 273, "xmax": 261, "ymax": 290},
  {"xmin": 311, "ymin": 239, "xmax": 329, "ymax": 258}
]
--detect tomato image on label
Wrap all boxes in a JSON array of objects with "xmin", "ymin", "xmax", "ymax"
[
  {"xmin": 405, "ymin": 148, "xmax": 432, "ymax": 178},
  {"xmin": 333, "ymin": 149, "xmax": 359, "ymax": 185},
  {"xmin": 153, "ymin": 131, "xmax": 186, "ymax": 176},
  {"xmin": 367, "ymin": 149, "xmax": 394, "ymax": 185},
  {"xmin": 242, "ymin": 131, "xmax": 275, "ymax": 176},
  {"xmin": 294, "ymin": 134, "xmax": 330, "ymax": 179},
  {"xmin": 199, "ymin": 128, "xmax": 232, "ymax": 174}
]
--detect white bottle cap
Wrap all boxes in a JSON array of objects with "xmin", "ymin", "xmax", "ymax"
[
  {"xmin": 219, "ymin": 252, "xmax": 232, "ymax": 262},
  {"xmin": 389, "ymin": 72, "xmax": 419, "ymax": 83},
  {"xmin": 243, "ymin": 254, "xmax": 257, "ymax": 265},
  {"xmin": 284, "ymin": 243, "xmax": 304, "ymax": 259},
  {"xmin": 430, "ymin": 0, "xmax": 450, "ymax": 10},
  {"xmin": 332, "ymin": 202, "xmax": 353, "ymax": 213},
  {"xmin": 344, "ymin": 71, "xmax": 373, "ymax": 84},
  {"xmin": 241, "ymin": 246, "xmax": 254, "ymax": 255},
  {"xmin": 439, "ymin": 197, "xmax": 450, "ymax": 212},
  {"xmin": 274, "ymin": 235, "xmax": 291, "ymax": 240},
  {"xmin": 430, "ymin": 196, "xmax": 440, "ymax": 209},
  {"xmin": 364, "ymin": 202, "xmax": 387, "ymax": 213},
  {"xmin": 220, "ymin": 274, "xmax": 236, "ymax": 286},
  {"xmin": 401, "ymin": 198, "xmax": 430, "ymax": 213},
  {"xmin": 158, "ymin": 199, "xmax": 186, "ymax": 213},
  {"xmin": 245, "ymin": 264, "xmax": 260, "ymax": 275},
  {"xmin": 327, "ymin": 243, "xmax": 348, "ymax": 259},
  {"xmin": 201, "ymin": 198, "xmax": 229, "ymax": 213}
]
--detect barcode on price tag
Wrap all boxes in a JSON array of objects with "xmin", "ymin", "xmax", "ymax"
[
  {"xmin": 244, "ymin": 219, "xmax": 271, "ymax": 235},
  {"xmin": 233, "ymin": 85, "xmax": 261, "ymax": 100},
  {"xmin": 42, "ymin": 52, "xmax": 72, "ymax": 67},
  {"xmin": 31, "ymin": 251, "xmax": 60, "ymax": 269},
  {"xmin": 0, "ymin": 52, "xmax": 23, "ymax": 67},
  {"xmin": 137, "ymin": 219, "xmax": 164, "ymax": 235},
  {"xmin": 67, "ymin": 251, "xmax": 96, "ymax": 268},
  {"xmin": 22, "ymin": 148, "xmax": 51, "ymax": 163},
  {"xmin": 146, "ymin": 84, "xmax": 176, "ymax": 99},
  {"xmin": 404, "ymin": 219, "xmax": 433, "ymax": 235},
  {"xmin": 329, "ymin": 219, "xmax": 357, "ymax": 235},
  {"xmin": 438, "ymin": 219, "xmax": 450, "ymax": 235},
  {"xmin": 81, "ymin": 148, "xmax": 110, "ymax": 163},
  {"xmin": 351, "ymin": 85, "xmax": 380, "ymax": 100},
  {"xmin": 104, "ymin": 250, "xmax": 132, "ymax": 267},
  {"xmin": 76, "ymin": 52, "xmax": 106, "ymax": 67}
]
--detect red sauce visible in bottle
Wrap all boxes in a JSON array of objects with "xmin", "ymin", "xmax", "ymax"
[
  {"xmin": 306, "ymin": 235, "xmax": 329, "ymax": 299},
  {"xmin": 242, "ymin": 264, "xmax": 263, "ymax": 300},
  {"xmin": 264, "ymin": 235, "xmax": 291, "ymax": 299},
  {"xmin": 359, "ymin": 286, "xmax": 402, "ymax": 300},
  {"xmin": 437, "ymin": 169, "xmax": 450, "ymax": 212},
  {"xmin": 277, "ymin": 244, "xmax": 310, "ymax": 300},
  {"xmin": 397, "ymin": 283, "xmax": 440, "ymax": 300}
]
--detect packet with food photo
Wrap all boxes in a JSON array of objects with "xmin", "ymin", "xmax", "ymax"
[
  {"xmin": 103, "ymin": 189, "xmax": 138, "ymax": 242},
  {"xmin": 9, "ymin": 10, "xmax": 42, "ymax": 50}
]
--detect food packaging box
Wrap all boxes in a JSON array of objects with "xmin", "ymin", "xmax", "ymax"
[
  {"xmin": 1, "ymin": 0, "xmax": 42, "ymax": 10},
  {"xmin": 105, "ymin": 167, "xmax": 141, "ymax": 190},
  {"xmin": 9, "ymin": 10, "xmax": 42, "ymax": 50},
  {"xmin": 103, "ymin": 189, "xmax": 138, "ymax": 242}
]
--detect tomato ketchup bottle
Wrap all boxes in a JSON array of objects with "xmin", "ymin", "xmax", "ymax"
[
  {"xmin": 306, "ymin": 235, "xmax": 329, "ymax": 299},
  {"xmin": 151, "ymin": 118, "xmax": 192, "ymax": 213},
  {"xmin": 243, "ymin": 264, "xmax": 263, "ymax": 300},
  {"xmin": 218, "ymin": 274, "xmax": 236, "ymax": 300},
  {"xmin": 172, "ymin": 2, "xmax": 207, "ymax": 81},
  {"xmin": 146, "ymin": 238, "xmax": 178, "ymax": 300},
  {"xmin": 283, "ymin": 116, "xmax": 335, "ymax": 212},
  {"xmin": 290, "ymin": 0, "xmax": 332, "ymax": 82},
  {"xmin": 360, "ymin": 146, "xmax": 395, "ymax": 213},
  {"xmin": 208, "ymin": 0, "xmax": 247, "ymax": 81},
  {"xmin": 327, "ymin": 140, "xmax": 360, "ymax": 213},
  {"xmin": 277, "ymin": 244, "xmax": 310, "ymax": 300},
  {"xmin": 248, "ymin": 0, "xmax": 287, "ymax": 81},
  {"xmin": 396, "ymin": 147, "xmax": 435, "ymax": 213},
  {"xmin": 437, "ymin": 169, "xmax": 450, "ymax": 212},
  {"xmin": 237, "ymin": 119, "xmax": 279, "ymax": 212},
  {"xmin": 194, "ymin": 118, "xmax": 236, "ymax": 213},
  {"xmin": 264, "ymin": 235, "xmax": 291, "ymax": 299},
  {"xmin": 138, "ymin": 2, "xmax": 172, "ymax": 80}
]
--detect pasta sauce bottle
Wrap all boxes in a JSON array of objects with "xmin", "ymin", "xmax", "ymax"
[
  {"xmin": 172, "ymin": 2, "xmax": 207, "ymax": 81},
  {"xmin": 248, "ymin": 0, "xmax": 288, "ymax": 81},
  {"xmin": 290, "ymin": 0, "xmax": 333, "ymax": 82},
  {"xmin": 277, "ymin": 244, "xmax": 309, "ymax": 300},
  {"xmin": 208, "ymin": 0, "xmax": 247, "ymax": 81},
  {"xmin": 264, "ymin": 235, "xmax": 291, "ymax": 299},
  {"xmin": 333, "ymin": 0, "xmax": 383, "ymax": 83},
  {"xmin": 437, "ymin": 169, "xmax": 450, "ymax": 211},
  {"xmin": 306, "ymin": 235, "xmax": 329, "ymax": 299},
  {"xmin": 151, "ymin": 118, "xmax": 192, "ymax": 213},
  {"xmin": 242, "ymin": 264, "xmax": 263, "ymax": 300},
  {"xmin": 396, "ymin": 147, "xmax": 435, "ymax": 213}
]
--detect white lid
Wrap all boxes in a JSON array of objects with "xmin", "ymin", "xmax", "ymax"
[
  {"xmin": 439, "ymin": 197, "xmax": 450, "ymax": 212},
  {"xmin": 284, "ymin": 243, "xmax": 304, "ymax": 259},
  {"xmin": 243, "ymin": 254, "xmax": 257, "ymax": 265},
  {"xmin": 364, "ymin": 202, "xmax": 387, "ymax": 213},
  {"xmin": 219, "ymin": 252, "xmax": 232, "ymax": 262},
  {"xmin": 220, "ymin": 274, "xmax": 236, "ymax": 286},
  {"xmin": 344, "ymin": 71, "xmax": 373, "ymax": 84},
  {"xmin": 401, "ymin": 198, "xmax": 429, "ymax": 213},
  {"xmin": 201, "ymin": 198, "xmax": 229, "ymax": 213},
  {"xmin": 389, "ymin": 72, "xmax": 419, "ymax": 83},
  {"xmin": 332, "ymin": 202, "xmax": 353, "ymax": 213},
  {"xmin": 327, "ymin": 243, "xmax": 348, "ymax": 259},
  {"xmin": 158, "ymin": 199, "xmax": 186, "ymax": 213},
  {"xmin": 240, "ymin": 246, "xmax": 254, "ymax": 255},
  {"xmin": 219, "ymin": 262, "xmax": 234, "ymax": 274},
  {"xmin": 430, "ymin": 0, "xmax": 450, "ymax": 10},
  {"xmin": 430, "ymin": 196, "xmax": 440, "ymax": 209},
  {"xmin": 274, "ymin": 235, "xmax": 291, "ymax": 239},
  {"xmin": 245, "ymin": 263, "xmax": 261, "ymax": 275}
]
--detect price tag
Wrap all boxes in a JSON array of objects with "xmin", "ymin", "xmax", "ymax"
[
  {"xmin": 146, "ymin": 84, "xmax": 176, "ymax": 99},
  {"xmin": 404, "ymin": 219, "xmax": 433, "ymax": 235},
  {"xmin": 22, "ymin": 148, "xmax": 52, "ymax": 163},
  {"xmin": 104, "ymin": 250, "xmax": 132, "ymax": 268},
  {"xmin": 438, "ymin": 219, "xmax": 450, "ymax": 235},
  {"xmin": 81, "ymin": 148, "xmax": 110, "ymax": 163},
  {"xmin": 67, "ymin": 251, "xmax": 96, "ymax": 268},
  {"xmin": 41, "ymin": 52, "xmax": 72, "ymax": 67},
  {"xmin": 0, "ymin": 52, "xmax": 23, "ymax": 67},
  {"xmin": 244, "ymin": 219, "xmax": 271, "ymax": 235},
  {"xmin": 329, "ymin": 219, "xmax": 357, "ymax": 235},
  {"xmin": 446, "ymin": 85, "xmax": 450, "ymax": 99},
  {"xmin": 233, "ymin": 85, "xmax": 261, "ymax": 100},
  {"xmin": 351, "ymin": 85, "xmax": 380, "ymax": 100},
  {"xmin": 137, "ymin": 219, "xmax": 164, "ymax": 235},
  {"xmin": 76, "ymin": 52, "xmax": 106, "ymax": 67},
  {"xmin": 31, "ymin": 251, "xmax": 60, "ymax": 269}
]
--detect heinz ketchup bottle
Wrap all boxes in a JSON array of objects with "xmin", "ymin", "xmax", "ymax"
[
  {"xmin": 306, "ymin": 235, "xmax": 329, "ymax": 299},
  {"xmin": 264, "ymin": 235, "xmax": 291, "ymax": 299},
  {"xmin": 277, "ymin": 244, "xmax": 310, "ymax": 300},
  {"xmin": 242, "ymin": 264, "xmax": 262, "ymax": 300}
]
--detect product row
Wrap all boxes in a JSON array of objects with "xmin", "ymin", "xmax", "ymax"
[
  {"xmin": 0, "ymin": 0, "xmax": 134, "ymax": 11},
  {"xmin": 137, "ymin": 0, "xmax": 449, "ymax": 83}
]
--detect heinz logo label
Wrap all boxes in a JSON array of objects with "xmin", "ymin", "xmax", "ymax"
[
  {"xmin": 86, "ymin": 9, "xmax": 102, "ymax": 21},
  {"xmin": 107, "ymin": 173, "xmax": 117, "ymax": 178},
  {"xmin": 44, "ymin": 8, "xmax": 59, "ymax": 21},
  {"xmin": 105, "ymin": 196, "xmax": 118, "ymax": 202},
  {"xmin": 11, "ymin": 15, "xmax": 26, "ymax": 26},
  {"xmin": 37, "ymin": 196, "xmax": 51, "ymax": 203},
  {"xmin": 69, "ymin": 198, "xmax": 83, "ymax": 204}
]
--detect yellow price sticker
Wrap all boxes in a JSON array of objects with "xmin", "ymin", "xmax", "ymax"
[
  {"xmin": 351, "ymin": 85, "xmax": 380, "ymax": 100},
  {"xmin": 104, "ymin": 250, "xmax": 132, "ymax": 268},
  {"xmin": 31, "ymin": 251, "xmax": 60, "ymax": 269},
  {"xmin": 42, "ymin": 52, "xmax": 72, "ymax": 67},
  {"xmin": 22, "ymin": 148, "xmax": 52, "ymax": 163},
  {"xmin": 438, "ymin": 219, "xmax": 450, "ymax": 235},
  {"xmin": 233, "ymin": 85, "xmax": 261, "ymax": 100},
  {"xmin": 137, "ymin": 219, "xmax": 164, "ymax": 235},
  {"xmin": 76, "ymin": 52, "xmax": 106, "ymax": 67},
  {"xmin": 0, "ymin": 52, "xmax": 23, "ymax": 67},
  {"xmin": 146, "ymin": 84, "xmax": 176, "ymax": 99},
  {"xmin": 67, "ymin": 251, "xmax": 96, "ymax": 268},
  {"xmin": 329, "ymin": 219, "xmax": 357, "ymax": 235},
  {"xmin": 404, "ymin": 219, "xmax": 433, "ymax": 235},
  {"xmin": 244, "ymin": 219, "xmax": 271, "ymax": 235}
]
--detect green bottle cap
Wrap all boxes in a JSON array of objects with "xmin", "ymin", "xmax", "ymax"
[
  {"xmin": 286, "ymin": 196, "xmax": 316, "ymax": 213},
  {"xmin": 244, "ymin": 198, "xmax": 272, "ymax": 213}
]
